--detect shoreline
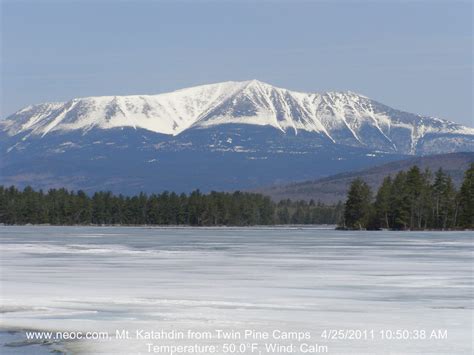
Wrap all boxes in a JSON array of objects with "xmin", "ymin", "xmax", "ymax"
[
  {"xmin": 1, "ymin": 224, "xmax": 472, "ymax": 232},
  {"xmin": 0, "ymin": 224, "xmax": 337, "ymax": 230}
]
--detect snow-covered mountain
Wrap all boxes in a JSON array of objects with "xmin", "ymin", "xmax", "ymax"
[
  {"xmin": 3, "ymin": 80, "xmax": 473, "ymax": 155},
  {"xmin": 1, "ymin": 80, "xmax": 473, "ymax": 193}
]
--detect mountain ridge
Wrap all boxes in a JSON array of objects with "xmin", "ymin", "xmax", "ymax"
[
  {"xmin": 1, "ymin": 80, "xmax": 473, "ymax": 194},
  {"xmin": 257, "ymin": 152, "xmax": 474, "ymax": 204},
  {"xmin": 3, "ymin": 80, "xmax": 473, "ymax": 155}
]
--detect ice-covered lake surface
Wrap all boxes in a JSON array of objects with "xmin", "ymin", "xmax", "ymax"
[{"xmin": 0, "ymin": 226, "xmax": 472, "ymax": 354}]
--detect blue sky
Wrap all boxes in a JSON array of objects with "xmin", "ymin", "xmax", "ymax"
[{"xmin": 1, "ymin": 0, "xmax": 472, "ymax": 126}]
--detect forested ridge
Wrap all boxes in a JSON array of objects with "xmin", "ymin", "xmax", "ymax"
[
  {"xmin": 0, "ymin": 188, "xmax": 342, "ymax": 226},
  {"xmin": 342, "ymin": 163, "xmax": 474, "ymax": 230}
]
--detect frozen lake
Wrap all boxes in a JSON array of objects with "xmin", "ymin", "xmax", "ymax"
[{"xmin": 0, "ymin": 226, "xmax": 472, "ymax": 354}]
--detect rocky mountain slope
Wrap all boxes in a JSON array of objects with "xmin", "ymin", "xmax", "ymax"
[
  {"xmin": 1, "ymin": 80, "xmax": 473, "ymax": 193},
  {"xmin": 3, "ymin": 80, "xmax": 473, "ymax": 155}
]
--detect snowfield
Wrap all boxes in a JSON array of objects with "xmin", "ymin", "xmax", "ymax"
[{"xmin": 0, "ymin": 226, "xmax": 472, "ymax": 354}]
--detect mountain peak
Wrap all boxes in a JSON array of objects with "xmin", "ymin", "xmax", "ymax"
[
  {"xmin": 239, "ymin": 79, "xmax": 276, "ymax": 93},
  {"xmin": 244, "ymin": 79, "xmax": 271, "ymax": 86},
  {"xmin": 2, "ymin": 80, "xmax": 473, "ymax": 155}
]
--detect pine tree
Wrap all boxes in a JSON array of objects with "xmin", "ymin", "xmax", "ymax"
[
  {"xmin": 457, "ymin": 163, "xmax": 474, "ymax": 228},
  {"xmin": 277, "ymin": 205, "xmax": 290, "ymax": 224},
  {"xmin": 406, "ymin": 166, "xmax": 424, "ymax": 229},
  {"xmin": 389, "ymin": 171, "xmax": 410, "ymax": 230},
  {"xmin": 373, "ymin": 176, "xmax": 392, "ymax": 229},
  {"xmin": 419, "ymin": 169, "xmax": 433, "ymax": 229},
  {"xmin": 432, "ymin": 169, "xmax": 457, "ymax": 229},
  {"xmin": 343, "ymin": 178, "xmax": 372, "ymax": 229}
]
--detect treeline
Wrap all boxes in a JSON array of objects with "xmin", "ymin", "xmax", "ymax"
[
  {"xmin": 0, "ymin": 187, "xmax": 342, "ymax": 226},
  {"xmin": 341, "ymin": 163, "xmax": 474, "ymax": 230}
]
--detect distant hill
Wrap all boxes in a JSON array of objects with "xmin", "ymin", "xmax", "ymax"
[{"xmin": 258, "ymin": 152, "xmax": 474, "ymax": 204}]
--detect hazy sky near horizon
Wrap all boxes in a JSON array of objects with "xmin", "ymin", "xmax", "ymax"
[{"xmin": 1, "ymin": 0, "xmax": 472, "ymax": 126}]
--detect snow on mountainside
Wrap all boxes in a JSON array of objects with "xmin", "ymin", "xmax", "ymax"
[
  {"xmin": 1, "ymin": 80, "xmax": 473, "ymax": 155},
  {"xmin": 2, "ymin": 81, "xmax": 248, "ymax": 136}
]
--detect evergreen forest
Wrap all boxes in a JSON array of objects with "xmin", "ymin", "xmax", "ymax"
[{"xmin": 342, "ymin": 164, "xmax": 474, "ymax": 230}]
